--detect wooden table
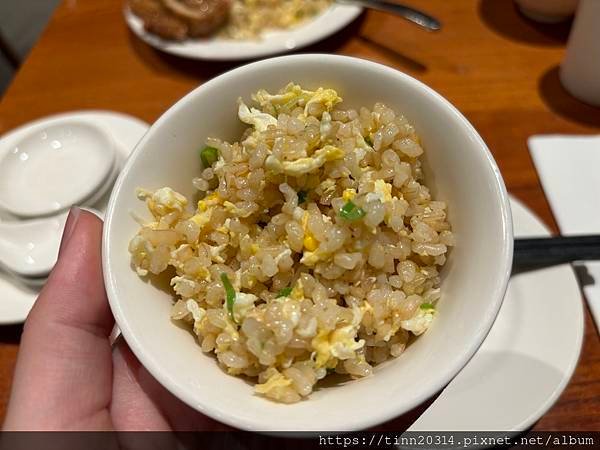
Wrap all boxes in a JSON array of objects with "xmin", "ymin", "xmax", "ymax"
[{"xmin": 0, "ymin": 0, "xmax": 598, "ymax": 430}]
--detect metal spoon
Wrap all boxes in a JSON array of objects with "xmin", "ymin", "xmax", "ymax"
[{"xmin": 338, "ymin": 0, "xmax": 442, "ymax": 31}]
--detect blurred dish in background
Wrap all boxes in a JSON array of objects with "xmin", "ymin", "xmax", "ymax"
[
  {"xmin": 128, "ymin": 0, "xmax": 333, "ymax": 41},
  {"xmin": 514, "ymin": 0, "xmax": 578, "ymax": 23},
  {"xmin": 0, "ymin": 111, "xmax": 149, "ymax": 325},
  {"xmin": 124, "ymin": 1, "xmax": 361, "ymax": 60},
  {"xmin": 560, "ymin": 0, "xmax": 600, "ymax": 107}
]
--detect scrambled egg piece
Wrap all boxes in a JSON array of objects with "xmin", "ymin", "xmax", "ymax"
[
  {"xmin": 213, "ymin": 157, "xmax": 226, "ymax": 171},
  {"xmin": 304, "ymin": 87, "xmax": 342, "ymax": 116},
  {"xmin": 300, "ymin": 251, "xmax": 321, "ymax": 266},
  {"xmin": 229, "ymin": 292, "xmax": 258, "ymax": 323},
  {"xmin": 170, "ymin": 276, "xmax": 201, "ymax": 298},
  {"xmin": 189, "ymin": 210, "xmax": 212, "ymax": 229},
  {"xmin": 265, "ymin": 145, "xmax": 344, "ymax": 177},
  {"xmin": 311, "ymin": 306, "xmax": 365, "ymax": 367},
  {"xmin": 400, "ymin": 308, "xmax": 435, "ymax": 336},
  {"xmin": 319, "ymin": 178, "xmax": 336, "ymax": 195},
  {"xmin": 298, "ymin": 211, "xmax": 331, "ymax": 265},
  {"xmin": 222, "ymin": 201, "xmax": 243, "ymax": 217},
  {"xmin": 187, "ymin": 192, "xmax": 223, "ymax": 230},
  {"xmin": 238, "ymin": 100, "xmax": 278, "ymax": 132},
  {"xmin": 252, "ymin": 83, "xmax": 306, "ymax": 110},
  {"xmin": 272, "ymin": 282, "xmax": 302, "ymax": 326},
  {"xmin": 365, "ymin": 179, "xmax": 393, "ymax": 204},
  {"xmin": 216, "ymin": 220, "xmax": 230, "ymax": 235},
  {"xmin": 185, "ymin": 299, "xmax": 206, "ymax": 335},
  {"xmin": 223, "ymin": 201, "xmax": 255, "ymax": 218},
  {"xmin": 299, "ymin": 211, "xmax": 333, "ymax": 265},
  {"xmin": 301, "ymin": 212, "xmax": 319, "ymax": 252},
  {"xmin": 252, "ymin": 83, "xmax": 342, "ymax": 119},
  {"xmin": 299, "ymin": 210, "xmax": 334, "ymax": 264},
  {"xmin": 137, "ymin": 187, "xmax": 187, "ymax": 217},
  {"xmin": 128, "ymin": 235, "xmax": 152, "ymax": 276},
  {"xmin": 254, "ymin": 369, "xmax": 292, "ymax": 394},
  {"xmin": 320, "ymin": 111, "xmax": 333, "ymax": 141},
  {"xmin": 207, "ymin": 243, "xmax": 227, "ymax": 263},
  {"xmin": 197, "ymin": 192, "xmax": 221, "ymax": 212}
]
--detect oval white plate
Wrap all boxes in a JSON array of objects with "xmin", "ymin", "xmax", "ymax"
[
  {"xmin": 410, "ymin": 197, "xmax": 584, "ymax": 431},
  {"xmin": 0, "ymin": 121, "xmax": 116, "ymax": 218},
  {"xmin": 124, "ymin": 4, "xmax": 362, "ymax": 60},
  {"xmin": 0, "ymin": 111, "xmax": 149, "ymax": 325}
]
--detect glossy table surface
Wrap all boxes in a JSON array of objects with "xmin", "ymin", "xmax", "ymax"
[{"xmin": 0, "ymin": 0, "xmax": 598, "ymax": 430}]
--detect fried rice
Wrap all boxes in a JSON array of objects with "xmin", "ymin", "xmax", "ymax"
[
  {"xmin": 129, "ymin": 83, "xmax": 454, "ymax": 403},
  {"xmin": 223, "ymin": 0, "xmax": 332, "ymax": 39}
]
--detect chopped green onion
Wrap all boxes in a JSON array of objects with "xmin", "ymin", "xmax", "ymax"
[
  {"xmin": 200, "ymin": 146, "xmax": 219, "ymax": 168},
  {"xmin": 297, "ymin": 190, "xmax": 308, "ymax": 204},
  {"xmin": 420, "ymin": 303, "xmax": 435, "ymax": 311},
  {"xmin": 364, "ymin": 136, "xmax": 373, "ymax": 146},
  {"xmin": 339, "ymin": 200, "xmax": 366, "ymax": 221},
  {"xmin": 277, "ymin": 286, "xmax": 293, "ymax": 298},
  {"xmin": 220, "ymin": 273, "xmax": 236, "ymax": 321}
]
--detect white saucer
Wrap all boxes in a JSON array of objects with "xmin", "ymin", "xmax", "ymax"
[
  {"xmin": 410, "ymin": 197, "xmax": 584, "ymax": 431},
  {"xmin": 0, "ymin": 121, "xmax": 117, "ymax": 218},
  {"xmin": 0, "ymin": 111, "xmax": 149, "ymax": 325},
  {"xmin": 124, "ymin": 5, "xmax": 362, "ymax": 61}
]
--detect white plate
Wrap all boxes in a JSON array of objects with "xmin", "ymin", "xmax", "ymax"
[
  {"xmin": 410, "ymin": 197, "xmax": 584, "ymax": 431},
  {"xmin": 0, "ymin": 111, "xmax": 149, "ymax": 325},
  {"xmin": 124, "ymin": 4, "xmax": 362, "ymax": 60},
  {"xmin": 0, "ymin": 121, "xmax": 116, "ymax": 218}
]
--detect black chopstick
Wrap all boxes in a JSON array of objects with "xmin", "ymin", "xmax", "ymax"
[{"xmin": 513, "ymin": 235, "xmax": 600, "ymax": 271}]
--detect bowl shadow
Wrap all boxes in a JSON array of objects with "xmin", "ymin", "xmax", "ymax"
[
  {"xmin": 355, "ymin": 35, "xmax": 427, "ymax": 74},
  {"xmin": 538, "ymin": 65, "xmax": 600, "ymax": 127},
  {"xmin": 0, "ymin": 324, "xmax": 23, "ymax": 344},
  {"xmin": 478, "ymin": 0, "xmax": 572, "ymax": 46},
  {"xmin": 127, "ymin": 30, "xmax": 238, "ymax": 82}
]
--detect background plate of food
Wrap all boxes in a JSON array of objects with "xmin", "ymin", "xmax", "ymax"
[{"xmin": 124, "ymin": 0, "xmax": 363, "ymax": 60}]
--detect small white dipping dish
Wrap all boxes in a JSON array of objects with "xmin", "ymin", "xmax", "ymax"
[
  {"xmin": 0, "ymin": 121, "xmax": 116, "ymax": 218},
  {"xmin": 103, "ymin": 54, "xmax": 513, "ymax": 432}
]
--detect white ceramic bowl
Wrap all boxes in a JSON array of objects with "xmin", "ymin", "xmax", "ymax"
[{"xmin": 103, "ymin": 54, "xmax": 513, "ymax": 432}]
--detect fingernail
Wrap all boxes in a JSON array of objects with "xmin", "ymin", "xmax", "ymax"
[{"xmin": 59, "ymin": 207, "xmax": 81, "ymax": 256}]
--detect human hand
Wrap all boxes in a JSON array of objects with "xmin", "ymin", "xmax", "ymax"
[{"xmin": 3, "ymin": 208, "xmax": 227, "ymax": 431}]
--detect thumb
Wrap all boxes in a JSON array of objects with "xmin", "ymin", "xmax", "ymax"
[
  {"xmin": 4, "ymin": 208, "xmax": 114, "ymax": 430},
  {"xmin": 36, "ymin": 207, "xmax": 114, "ymax": 334}
]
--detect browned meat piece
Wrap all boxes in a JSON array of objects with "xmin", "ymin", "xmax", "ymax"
[
  {"xmin": 129, "ymin": 0, "xmax": 164, "ymax": 17},
  {"xmin": 163, "ymin": 0, "xmax": 231, "ymax": 37},
  {"xmin": 128, "ymin": 0, "xmax": 189, "ymax": 41},
  {"xmin": 144, "ymin": 13, "xmax": 189, "ymax": 41}
]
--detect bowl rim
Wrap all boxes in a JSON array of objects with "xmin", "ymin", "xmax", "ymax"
[{"xmin": 103, "ymin": 53, "xmax": 514, "ymax": 431}]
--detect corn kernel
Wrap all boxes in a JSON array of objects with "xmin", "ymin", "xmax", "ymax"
[
  {"xmin": 342, "ymin": 189, "xmax": 356, "ymax": 201},
  {"xmin": 303, "ymin": 235, "xmax": 318, "ymax": 251}
]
